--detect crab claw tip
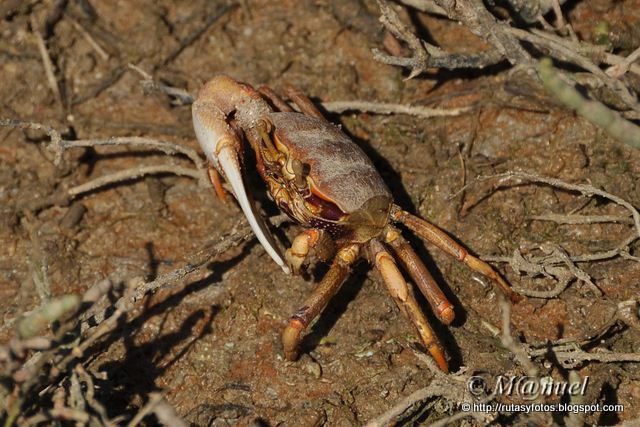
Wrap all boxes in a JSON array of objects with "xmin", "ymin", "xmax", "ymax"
[{"xmin": 216, "ymin": 146, "xmax": 290, "ymax": 274}]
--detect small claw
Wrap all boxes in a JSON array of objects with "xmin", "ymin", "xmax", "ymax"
[
  {"xmin": 208, "ymin": 167, "xmax": 228, "ymax": 203},
  {"xmin": 193, "ymin": 101, "xmax": 290, "ymax": 274}
]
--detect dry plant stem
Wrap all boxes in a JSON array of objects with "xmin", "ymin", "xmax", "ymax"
[
  {"xmin": 51, "ymin": 288, "xmax": 136, "ymax": 378},
  {"xmin": 141, "ymin": 80, "xmax": 194, "ymax": 105},
  {"xmin": 18, "ymin": 165, "xmax": 202, "ymax": 213},
  {"xmin": 428, "ymin": 410, "xmax": 489, "ymax": 427},
  {"xmin": 30, "ymin": 15, "xmax": 63, "ymax": 107},
  {"xmin": 63, "ymin": 218, "xmax": 256, "ymax": 367},
  {"xmin": 66, "ymin": 16, "xmax": 109, "ymax": 60},
  {"xmin": 128, "ymin": 64, "xmax": 195, "ymax": 105},
  {"xmin": 132, "ymin": 213, "xmax": 289, "ymax": 301},
  {"xmin": 367, "ymin": 352, "xmax": 495, "ymax": 426},
  {"xmin": 68, "ymin": 165, "xmax": 200, "ymax": 196},
  {"xmin": 372, "ymin": 46, "xmax": 506, "ymax": 70},
  {"xmin": 160, "ymin": 3, "xmax": 238, "ymax": 66},
  {"xmin": 377, "ymin": 0, "xmax": 640, "ymax": 119},
  {"xmin": 402, "ymin": 0, "xmax": 567, "ymax": 20},
  {"xmin": 549, "ymin": 245, "xmax": 601, "ymax": 295},
  {"xmin": 59, "ymin": 136, "xmax": 205, "ymax": 171},
  {"xmin": 500, "ymin": 298, "xmax": 538, "ymax": 375},
  {"xmin": 478, "ymin": 171, "xmax": 640, "ymax": 296},
  {"xmin": 17, "ymin": 295, "xmax": 80, "ymax": 339},
  {"xmin": 607, "ymin": 46, "xmax": 640, "ymax": 78},
  {"xmin": 10, "ymin": 214, "xmax": 270, "ymax": 424},
  {"xmin": 530, "ymin": 213, "xmax": 634, "ymax": 225},
  {"xmin": 530, "ymin": 343, "xmax": 640, "ymax": 366},
  {"xmin": 388, "ymin": 0, "xmax": 640, "ymax": 78},
  {"xmin": 321, "ymin": 101, "xmax": 472, "ymax": 117},
  {"xmin": 510, "ymin": 29, "xmax": 607, "ymax": 78},
  {"xmin": 61, "ymin": 217, "xmax": 276, "ymax": 376},
  {"xmin": 485, "ymin": 231, "xmax": 639, "ymax": 269},
  {"xmin": 550, "ymin": 0, "xmax": 566, "ymax": 31},
  {"xmin": 431, "ymin": 0, "xmax": 531, "ymax": 64},
  {"xmin": 127, "ymin": 393, "xmax": 164, "ymax": 427},
  {"xmin": 0, "ymin": 119, "xmax": 63, "ymax": 164},
  {"xmin": 6, "ymin": 292, "xmax": 108, "ymax": 426},
  {"xmin": 75, "ymin": 365, "xmax": 111, "ymax": 426},
  {"xmin": 398, "ymin": 0, "xmax": 447, "ymax": 16},
  {"xmin": 512, "ymin": 270, "xmax": 571, "ymax": 298},
  {"xmin": 4, "ymin": 197, "xmax": 283, "ymax": 421},
  {"xmin": 365, "ymin": 386, "xmax": 453, "ymax": 427},
  {"xmin": 1, "ymin": 119, "xmax": 210, "ymax": 212},
  {"xmin": 377, "ymin": 0, "xmax": 429, "ymax": 78},
  {"xmin": 70, "ymin": 66, "xmax": 127, "ymax": 106},
  {"xmin": 565, "ymin": 371, "xmax": 585, "ymax": 427},
  {"xmin": 523, "ymin": 29, "xmax": 640, "ymax": 77},
  {"xmin": 152, "ymin": 399, "xmax": 189, "ymax": 427},
  {"xmin": 0, "ymin": 119, "xmax": 207, "ymax": 173},
  {"xmin": 486, "ymin": 171, "xmax": 640, "ymax": 238},
  {"xmin": 374, "ymin": 0, "xmax": 506, "ymax": 71},
  {"xmin": 520, "ymin": 34, "xmax": 640, "ymax": 110},
  {"xmin": 23, "ymin": 407, "xmax": 90, "ymax": 425},
  {"xmin": 130, "ymin": 72, "xmax": 474, "ymax": 120}
]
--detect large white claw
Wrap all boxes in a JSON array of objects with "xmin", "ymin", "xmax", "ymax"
[
  {"xmin": 193, "ymin": 93, "xmax": 290, "ymax": 274},
  {"xmin": 216, "ymin": 146, "xmax": 291, "ymax": 274}
]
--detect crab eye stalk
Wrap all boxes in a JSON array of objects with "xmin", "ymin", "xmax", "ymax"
[{"xmin": 193, "ymin": 101, "xmax": 291, "ymax": 275}]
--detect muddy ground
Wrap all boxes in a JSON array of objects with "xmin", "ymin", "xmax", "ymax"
[{"xmin": 1, "ymin": 0, "xmax": 639, "ymax": 425}]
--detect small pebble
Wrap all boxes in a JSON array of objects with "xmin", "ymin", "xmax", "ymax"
[
  {"xmin": 303, "ymin": 358, "xmax": 322, "ymax": 379},
  {"xmin": 60, "ymin": 202, "xmax": 86, "ymax": 230}
]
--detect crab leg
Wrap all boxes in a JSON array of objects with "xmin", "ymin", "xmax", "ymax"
[
  {"xmin": 390, "ymin": 205, "xmax": 522, "ymax": 303},
  {"xmin": 258, "ymin": 85, "xmax": 294, "ymax": 112},
  {"xmin": 370, "ymin": 239, "xmax": 448, "ymax": 372},
  {"xmin": 383, "ymin": 226, "xmax": 455, "ymax": 325},
  {"xmin": 285, "ymin": 229, "xmax": 334, "ymax": 275},
  {"xmin": 207, "ymin": 167, "xmax": 228, "ymax": 202},
  {"xmin": 282, "ymin": 244, "xmax": 359, "ymax": 361},
  {"xmin": 193, "ymin": 91, "xmax": 290, "ymax": 274},
  {"xmin": 283, "ymin": 84, "xmax": 326, "ymax": 120}
]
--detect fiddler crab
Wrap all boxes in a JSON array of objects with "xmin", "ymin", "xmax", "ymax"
[{"xmin": 192, "ymin": 75, "xmax": 521, "ymax": 372}]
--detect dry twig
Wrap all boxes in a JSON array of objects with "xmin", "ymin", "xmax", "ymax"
[
  {"xmin": 500, "ymin": 298, "xmax": 538, "ymax": 375},
  {"xmin": 129, "ymin": 71, "xmax": 473, "ymax": 121},
  {"xmin": 1, "ymin": 208, "xmax": 282, "ymax": 425},
  {"xmin": 374, "ymin": 0, "xmax": 640, "ymax": 149},
  {"xmin": 30, "ymin": 15, "xmax": 63, "ymax": 107},
  {"xmin": 1, "ymin": 120, "xmax": 210, "ymax": 213},
  {"xmin": 321, "ymin": 101, "xmax": 472, "ymax": 117},
  {"xmin": 66, "ymin": 16, "xmax": 109, "ymax": 61},
  {"xmin": 482, "ymin": 171, "xmax": 640, "ymax": 238},
  {"xmin": 476, "ymin": 171, "xmax": 639, "ymax": 297},
  {"xmin": 529, "ymin": 213, "xmax": 634, "ymax": 225},
  {"xmin": 538, "ymin": 58, "xmax": 640, "ymax": 150}
]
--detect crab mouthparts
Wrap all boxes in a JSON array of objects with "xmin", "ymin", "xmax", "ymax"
[{"xmin": 216, "ymin": 146, "xmax": 291, "ymax": 274}]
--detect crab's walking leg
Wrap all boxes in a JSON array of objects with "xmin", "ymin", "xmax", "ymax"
[
  {"xmin": 282, "ymin": 244, "xmax": 359, "ymax": 361},
  {"xmin": 390, "ymin": 205, "xmax": 522, "ymax": 303},
  {"xmin": 370, "ymin": 239, "xmax": 449, "ymax": 372},
  {"xmin": 258, "ymin": 85, "xmax": 294, "ymax": 113},
  {"xmin": 384, "ymin": 226, "xmax": 455, "ymax": 325},
  {"xmin": 284, "ymin": 84, "xmax": 326, "ymax": 120},
  {"xmin": 285, "ymin": 229, "xmax": 334, "ymax": 275}
]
